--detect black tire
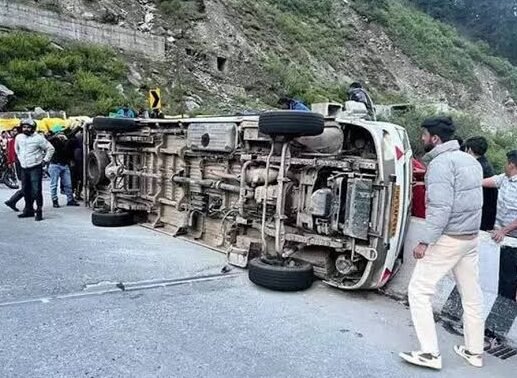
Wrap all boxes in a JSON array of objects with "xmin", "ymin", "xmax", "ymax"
[
  {"xmin": 92, "ymin": 117, "xmax": 142, "ymax": 132},
  {"xmin": 259, "ymin": 111, "xmax": 324, "ymax": 137},
  {"xmin": 87, "ymin": 151, "xmax": 110, "ymax": 186},
  {"xmin": 248, "ymin": 257, "xmax": 314, "ymax": 292},
  {"xmin": 91, "ymin": 211, "xmax": 134, "ymax": 227},
  {"xmin": 2, "ymin": 167, "xmax": 19, "ymax": 189}
]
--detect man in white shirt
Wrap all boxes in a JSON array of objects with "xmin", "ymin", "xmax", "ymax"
[
  {"xmin": 483, "ymin": 150, "xmax": 517, "ymax": 301},
  {"xmin": 14, "ymin": 119, "xmax": 54, "ymax": 221}
]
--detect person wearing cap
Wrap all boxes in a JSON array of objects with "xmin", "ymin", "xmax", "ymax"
[
  {"xmin": 400, "ymin": 116, "xmax": 484, "ymax": 370},
  {"xmin": 47, "ymin": 125, "xmax": 79, "ymax": 208},
  {"xmin": 15, "ymin": 119, "xmax": 55, "ymax": 221}
]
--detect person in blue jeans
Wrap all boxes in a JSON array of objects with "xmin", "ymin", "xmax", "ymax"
[
  {"xmin": 48, "ymin": 126, "xmax": 79, "ymax": 208},
  {"xmin": 15, "ymin": 120, "xmax": 55, "ymax": 221}
]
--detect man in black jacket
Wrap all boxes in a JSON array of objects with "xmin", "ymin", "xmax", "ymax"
[
  {"xmin": 464, "ymin": 137, "xmax": 498, "ymax": 231},
  {"xmin": 48, "ymin": 126, "xmax": 79, "ymax": 208}
]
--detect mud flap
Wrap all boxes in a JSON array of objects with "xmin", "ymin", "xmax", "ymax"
[{"xmin": 227, "ymin": 237, "xmax": 261, "ymax": 268}]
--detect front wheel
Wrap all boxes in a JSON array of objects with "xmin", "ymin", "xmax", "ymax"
[
  {"xmin": 248, "ymin": 257, "xmax": 314, "ymax": 292},
  {"xmin": 91, "ymin": 210, "xmax": 134, "ymax": 227}
]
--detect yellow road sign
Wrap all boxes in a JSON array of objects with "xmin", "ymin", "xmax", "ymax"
[{"xmin": 149, "ymin": 88, "xmax": 161, "ymax": 110}]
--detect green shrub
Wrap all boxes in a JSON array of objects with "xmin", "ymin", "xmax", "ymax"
[
  {"xmin": 267, "ymin": 0, "xmax": 334, "ymax": 21},
  {"xmin": 0, "ymin": 31, "xmax": 130, "ymax": 115},
  {"xmin": 263, "ymin": 55, "xmax": 346, "ymax": 105},
  {"xmin": 6, "ymin": 59, "xmax": 47, "ymax": 79},
  {"xmin": 0, "ymin": 32, "xmax": 50, "ymax": 62},
  {"xmin": 385, "ymin": 108, "xmax": 517, "ymax": 173}
]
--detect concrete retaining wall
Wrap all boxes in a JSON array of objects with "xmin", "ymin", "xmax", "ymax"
[
  {"xmin": 0, "ymin": 0, "xmax": 165, "ymax": 60},
  {"xmin": 386, "ymin": 217, "xmax": 517, "ymax": 344}
]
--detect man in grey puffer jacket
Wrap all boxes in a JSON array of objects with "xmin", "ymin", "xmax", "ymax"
[{"xmin": 400, "ymin": 117, "xmax": 484, "ymax": 370}]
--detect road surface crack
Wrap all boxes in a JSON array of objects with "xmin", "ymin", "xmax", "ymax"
[{"xmin": 0, "ymin": 272, "xmax": 242, "ymax": 308}]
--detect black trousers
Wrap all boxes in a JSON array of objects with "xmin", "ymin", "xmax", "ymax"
[
  {"xmin": 499, "ymin": 246, "xmax": 517, "ymax": 301},
  {"xmin": 21, "ymin": 164, "xmax": 43, "ymax": 213},
  {"xmin": 71, "ymin": 162, "xmax": 83, "ymax": 195}
]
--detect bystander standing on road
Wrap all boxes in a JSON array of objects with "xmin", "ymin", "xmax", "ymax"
[
  {"xmin": 4, "ymin": 126, "xmax": 24, "ymax": 212},
  {"xmin": 0, "ymin": 130, "xmax": 8, "ymax": 151},
  {"xmin": 400, "ymin": 116, "xmax": 485, "ymax": 370},
  {"xmin": 15, "ymin": 119, "xmax": 55, "ymax": 221},
  {"xmin": 483, "ymin": 150, "xmax": 517, "ymax": 302},
  {"xmin": 48, "ymin": 126, "xmax": 79, "ymax": 208},
  {"xmin": 411, "ymin": 158, "xmax": 426, "ymax": 218},
  {"xmin": 464, "ymin": 137, "xmax": 498, "ymax": 231}
]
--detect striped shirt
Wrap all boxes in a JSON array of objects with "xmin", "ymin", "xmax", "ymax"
[{"xmin": 494, "ymin": 174, "xmax": 517, "ymax": 238}]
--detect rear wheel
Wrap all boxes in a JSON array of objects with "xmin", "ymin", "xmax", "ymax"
[
  {"xmin": 258, "ymin": 111, "xmax": 324, "ymax": 137},
  {"xmin": 91, "ymin": 211, "xmax": 134, "ymax": 227},
  {"xmin": 87, "ymin": 151, "xmax": 110, "ymax": 186},
  {"xmin": 92, "ymin": 117, "xmax": 142, "ymax": 132},
  {"xmin": 248, "ymin": 257, "xmax": 314, "ymax": 291}
]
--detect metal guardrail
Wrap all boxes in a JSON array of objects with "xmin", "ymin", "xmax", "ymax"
[{"xmin": 0, "ymin": 111, "xmax": 67, "ymax": 120}]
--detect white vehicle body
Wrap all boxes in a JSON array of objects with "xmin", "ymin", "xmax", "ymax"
[{"xmin": 85, "ymin": 103, "xmax": 412, "ymax": 290}]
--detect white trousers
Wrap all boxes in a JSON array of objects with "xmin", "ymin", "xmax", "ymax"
[{"xmin": 408, "ymin": 235, "xmax": 485, "ymax": 355}]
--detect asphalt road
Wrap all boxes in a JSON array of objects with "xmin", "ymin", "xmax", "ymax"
[{"xmin": 0, "ymin": 185, "xmax": 515, "ymax": 377}]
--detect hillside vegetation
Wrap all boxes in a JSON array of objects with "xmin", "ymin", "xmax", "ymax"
[
  {"xmin": 2, "ymin": 0, "xmax": 517, "ymax": 168},
  {"xmin": 409, "ymin": 0, "xmax": 517, "ymax": 65},
  {"xmin": 351, "ymin": 0, "xmax": 517, "ymax": 99},
  {"xmin": 6, "ymin": 1, "xmax": 517, "ymax": 114},
  {"xmin": 0, "ymin": 31, "xmax": 128, "ymax": 114}
]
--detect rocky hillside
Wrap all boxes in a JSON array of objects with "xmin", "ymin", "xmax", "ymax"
[{"xmin": 5, "ymin": 0, "xmax": 517, "ymax": 129}]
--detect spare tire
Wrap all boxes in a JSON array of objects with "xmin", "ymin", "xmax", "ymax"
[
  {"xmin": 93, "ymin": 117, "xmax": 142, "ymax": 132},
  {"xmin": 259, "ymin": 111, "xmax": 324, "ymax": 137},
  {"xmin": 91, "ymin": 211, "xmax": 134, "ymax": 227},
  {"xmin": 248, "ymin": 257, "xmax": 314, "ymax": 291},
  {"xmin": 87, "ymin": 151, "xmax": 110, "ymax": 186}
]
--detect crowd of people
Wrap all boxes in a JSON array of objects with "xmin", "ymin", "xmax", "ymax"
[
  {"xmin": 277, "ymin": 82, "xmax": 376, "ymax": 119},
  {"xmin": 412, "ymin": 132, "xmax": 517, "ymax": 303},
  {"xmin": 1, "ymin": 120, "xmax": 84, "ymax": 221},
  {"xmin": 114, "ymin": 105, "xmax": 164, "ymax": 119},
  {"xmin": 400, "ymin": 116, "xmax": 517, "ymax": 371}
]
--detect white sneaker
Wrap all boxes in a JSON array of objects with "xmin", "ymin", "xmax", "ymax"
[
  {"xmin": 454, "ymin": 345, "xmax": 483, "ymax": 368},
  {"xmin": 399, "ymin": 351, "xmax": 442, "ymax": 370}
]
